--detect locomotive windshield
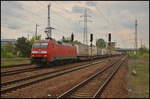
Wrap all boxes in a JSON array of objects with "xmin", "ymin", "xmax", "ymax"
[{"xmin": 32, "ymin": 42, "xmax": 48, "ymax": 48}]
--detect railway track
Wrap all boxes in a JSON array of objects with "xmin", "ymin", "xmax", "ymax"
[
  {"xmin": 1, "ymin": 65, "xmax": 40, "ymax": 76},
  {"xmin": 1, "ymin": 56, "xmax": 117, "ymax": 77},
  {"xmin": 1, "ymin": 55, "xmax": 120, "ymax": 77},
  {"xmin": 1, "ymin": 57, "xmax": 114, "ymax": 94},
  {"xmin": 1, "ymin": 56, "xmax": 114, "ymax": 77},
  {"xmin": 57, "ymin": 56, "xmax": 127, "ymax": 98}
]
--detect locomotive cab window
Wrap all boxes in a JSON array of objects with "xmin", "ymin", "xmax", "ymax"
[
  {"xmin": 32, "ymin": 43, "xmax": 48, "ymax": 48},
  {"xmin": 41, "ymin": 43, "xmax": 48, "ymax": 48},
  {"xmin": 32, "ymin": 43, "xmax": 40, "ymax": 48}
]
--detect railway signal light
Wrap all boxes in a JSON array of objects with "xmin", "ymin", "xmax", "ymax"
[
  {"xmin": 71, "ymin": 33, "xmax": 74, "ymax": 42},
  {"xmin": 108, "ymin": 33, "xmax": 111, "ymax": 42},
  {"xmin": 62, "ymin": 36, "xmax": 65, "ymax": 41},
  {"xmin": 90, "ymin": 34, "xmax": 93, "ymax": 42}
]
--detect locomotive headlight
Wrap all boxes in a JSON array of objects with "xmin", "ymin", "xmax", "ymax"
[
  {"xmin": 41, "ymin": 51, "xmax": 47, "ymax": 54},
  {"xmin": 32, "ymin": 51, "xmax": 38, "ymax": 53}
]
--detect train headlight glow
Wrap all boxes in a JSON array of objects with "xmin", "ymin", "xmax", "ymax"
[
  {"xmin": 41, "ymin": 51, "xmax": 47, "ymax": 54},
  {"xmin": 44, "ymin": 55, "xmax": 47, "ymax": 57},
  {"xmin": 32, "ymin": 51, "xmax": 38, "ymax": 53}
]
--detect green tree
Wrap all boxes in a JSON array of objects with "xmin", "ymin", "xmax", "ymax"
[
  {"xmin": 4, "ymin": 42, "xmax": 15, "ymax": 52},
  {"xmin": 72, "ymin": 40, "xmax": 81, "ymax": 44},
  {"xmin": 62, "ymin": 36, "xmax": 70, "ymax": 43},
  {"xmin": 1, "ymin": 46, "xmax": 4, "ymax": 57},
  {"xmin": 62, "ymin": 36, "xmax": 81, "ymax": 44},
  {"xmin": 138, "ymin": 46, "xmax": 149, "ymax": 54},
  {"xmin": 96, "ymin": 39, "xmax": 106, "ymax": 48},
  {"xmin": 1, "ymin": 42, "xmax": 16, "ymax": 58},
  {"xmin": 15, "ymin": 37, "xmax": 32, "ymax": 57},
  {"xmin": 30, "ymin": 35, "xmax": 41, "ymax": 44}
]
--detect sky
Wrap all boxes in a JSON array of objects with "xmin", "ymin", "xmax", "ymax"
[{"xmin": 1, "ymin": 1, "xmax": 149, "ymax": 49}]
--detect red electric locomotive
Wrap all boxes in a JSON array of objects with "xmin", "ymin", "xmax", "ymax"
[{"xmin": 31, "ymin": 39, "xmax": 77, "ymax": 64}]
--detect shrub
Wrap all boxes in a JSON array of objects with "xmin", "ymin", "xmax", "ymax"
[
  {"xmin": 5, "ymin": 52, "xmax": 15, "ymax": 58},
  {"xmin": 128, "ymin": 52, "xmax": 149, "ymax": 59}
]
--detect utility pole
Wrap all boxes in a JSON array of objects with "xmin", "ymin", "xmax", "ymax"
[
  {"xmin": 35, "ymin": 24, "xmax": 39, "ymax": 39},
  {"xmin": 141, "ymin": 39, "xmax": 143, "ymax": 48},
  {"xmin": 45, "ymin": 3, "xmax": 54, "ymax": 39},
  {"xmin": 135, "ymin": 19, "xmax": 138, "ymax": 54},
  {"xmin": 79, "ymin": 9, "xmax": 92, "ymax": 45}
]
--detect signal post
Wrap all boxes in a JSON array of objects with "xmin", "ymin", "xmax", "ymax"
[{"xmin": 90, "ymin": 33, "xmax": 93, "ymax": 61}]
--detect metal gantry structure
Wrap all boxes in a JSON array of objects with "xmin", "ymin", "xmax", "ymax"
[
  {"xmin": 80, "ymin": 9, "xmax": 92, "ymax": 45},
  {"xmin": 45, "ymin": 3, "xmax": 54, "ymax": 39}
]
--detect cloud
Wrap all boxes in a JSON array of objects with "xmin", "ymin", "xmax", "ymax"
[
  {"xmin": 1, "ymin": 26, "xmax": 22, "ymax": 39},
  {"xmin": 8, "ymin": 25, "xmax": 21, "ymax": 30},
  {"xmin": 71, "ymin": 5, "xmax": 94, "ymax": 15},
  {"xmin": 72, "ymin": 5, "xmax": 85, "ymax": 13},
  {"xmin": 1, "ymin": 1, "xmax": 149, "ymax": 48},
  {"xmin": 86, "ymin": 1, "xmax": 97, "ymax": 6}
]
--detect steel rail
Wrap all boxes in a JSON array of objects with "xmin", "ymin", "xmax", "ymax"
[
  {"xmin": 0, "ymin": 55, "xmax": 120, "ymax": 68},
  {"xmin": 1, "ymin": 66, "xmax": 40, "ymax": 76},
  {"xmin": 1, "ymin": 57, "xmax": 111, "ymax": 86},
  {"xmin": 1, "ymin": 55, "xmax": 117, "ymax": 86},
  {"xmin": 1, "ymin": 56, "xmax": 114, "ymax": 87},
  {"xmin": 1, "ymin": 55, "xmax": 117, "ymax": 76},
  {"xmin": 1, "ymin": 63, "xmax": 32, "ymax": 68},
  {"xmin": 57, "ymin": 56, "xmax": 126, "ymax": 98},
  {"xmin": 0, "ymin": 58, "xmax": 110, "ymax": 94},
  {"xmin": 93, "ymin": 56, "xmax": 127, "ymax": 98}
]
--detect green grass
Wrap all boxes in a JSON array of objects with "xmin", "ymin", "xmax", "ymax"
[
  {"xmin": 128, "ymin": 52, "xmax": 149, "ymax": 59},
  {"xmin": 1, "ymin": 58, "xmax": 31, "ymax": 67},
  {"xmin": 128, "ymin": 58, "xmax": 149, "ymax": 98}
]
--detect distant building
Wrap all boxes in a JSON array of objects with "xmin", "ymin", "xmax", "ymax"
[{"xmin": 1, "ymin": 39, "xmax": 17, "ymax": 46}]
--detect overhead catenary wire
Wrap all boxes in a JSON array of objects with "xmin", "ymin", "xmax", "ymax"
[{"xmin": 95, "ymin": 4, "xmax": 134, "ymax": 48}]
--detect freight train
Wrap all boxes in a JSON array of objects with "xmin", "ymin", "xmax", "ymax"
[{"xmin": 31, "ymin": 39, "xmax": 122, "ymax": 65}]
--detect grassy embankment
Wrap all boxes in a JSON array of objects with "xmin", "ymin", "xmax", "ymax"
[
  {"xmin": 128, "ymin": 52, "xmax": 149, "ymax": 98},
  {"xmin": 1, "ymin": 58, "xmax": 31, "ymax": 67}
]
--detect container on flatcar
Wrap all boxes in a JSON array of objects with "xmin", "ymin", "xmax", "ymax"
[
  {"xmin": 101, "ymin": 48, "xmax": 108, "ymax": 55},
  {"xmin": 88, "ymin": 46, "xmax": 97, "ymax": 56},
  {"xmin": 75, "ymin": 44, "xmax": 89, "ymax": 57},
  {"xmin": 97, "ymin": 47, "xmax": 102, "ymax": 56}
]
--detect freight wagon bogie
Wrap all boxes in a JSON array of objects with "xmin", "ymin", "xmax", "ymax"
[{"xmin": 31, "ymin": 58, "xmax": 49, "ymax": 65}]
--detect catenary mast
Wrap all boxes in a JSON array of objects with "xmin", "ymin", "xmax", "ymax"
[{"xmin": 45, "ymin": 3, "xmax": 54, "ymax": 39}]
